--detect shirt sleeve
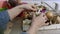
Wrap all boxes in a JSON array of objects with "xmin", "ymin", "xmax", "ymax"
[{"xmin": 0, "ymin": 10, "xmax": 10, "ymax": 30}]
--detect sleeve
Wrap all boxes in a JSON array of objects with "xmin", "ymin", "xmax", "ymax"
[
  {"xmin": 0, "ymin": 10, "xmax": 10, "ymax": 30},
  {"xmin": 21, "ymin": 32, "xmax": 27, "ymax": 34}
]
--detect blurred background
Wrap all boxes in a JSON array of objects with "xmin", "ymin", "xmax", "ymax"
[{"xmin": 4, "ymin": 0, "xmax": 60, "ymax": 34}]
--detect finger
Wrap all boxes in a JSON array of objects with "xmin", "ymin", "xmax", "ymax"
[
  {"xmin": 33, "ymin": 13, "xmax": 36, "ymax": 19},
  {"xmin": 37, "ymin": 13, "xmax": 44, "ymax": 18},
  {"xmin": 32, "ymin": 5, "xmax": 37, "ymax": 9},
  {"xmin": 44, "ymin": 23, "xmax": 49, "ymax": 26},
  {"xmin": 30, "ymin": 7, "xmax": 37, "ymax": 11},
  {"xmin": 38, "ymin": 13, "xmax": 47, "ymax": 22},
  {"xmin": 40, "ymin": 13, "xmax": 45, "ymax": 17},
  {"xmin": 43, "ymin": 14, "xmax": 48, "ymax": 20},
  {"xmin": 45, "ymin": 16, "xmax": 48, "ymax": 20},
  {"xmin": 29, "ymin": 5, "xmax": 37, "ymax": 11},
  {"xmin": 32, "ymin": 13, "xmax": 36, "ymax": 21},
  {"xmin": 32, "ymin": 5, "xmax": 39, "ymax": 10},
  {"xmin": 43, "ymin": 16, "xmax": 48, "ymax": 22}
]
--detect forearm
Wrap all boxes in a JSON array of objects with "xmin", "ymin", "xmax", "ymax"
[{"xmin": 7, "ymin": 6, "xmax": 24, "ymax": 20}]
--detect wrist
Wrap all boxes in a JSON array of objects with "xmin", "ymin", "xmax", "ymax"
[
  {"xmin": 27, "ymin": 24, "xmax": 41, "ymax": 34},
  {"xmin": 7, "ymin": 6, "xmax": 24, "ymax": 20}
]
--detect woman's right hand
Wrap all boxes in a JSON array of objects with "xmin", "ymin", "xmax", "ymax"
[
  {"xmin": 27, "ymin": 13, "xmax": 49, "ymax": 34},
  {"xmin": 31, "ymin": 13, "xmax": 49, "ymax": 27}
]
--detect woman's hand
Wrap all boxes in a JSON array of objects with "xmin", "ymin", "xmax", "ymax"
[
  {"xmin": 8, "ymin": 4, "xmax": 37, "ymax": 20},
  {"xmin": 27, "ymin": 13, "xmax": 49, "ymax": 34},
  {"xmin": 32, "ymin": 13, "xmax": 48, "ymax": 27}
]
